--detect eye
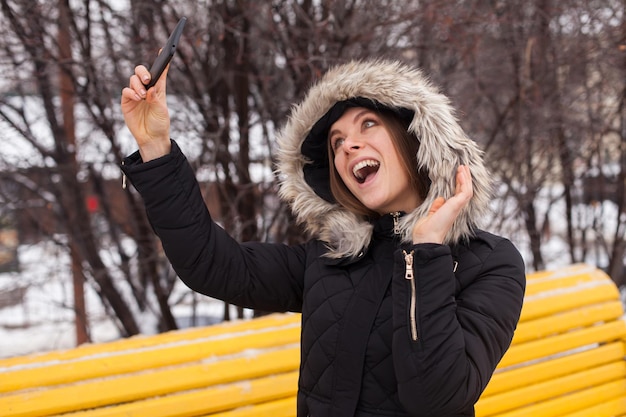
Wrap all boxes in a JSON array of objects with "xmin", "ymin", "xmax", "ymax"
[
  {"xmin": 362, "ymin": 119, "xmax": 377, "ymax": 129},
  {"xmin": 331, "ymin": 136, "xmax": 345, "ymax": 150}
]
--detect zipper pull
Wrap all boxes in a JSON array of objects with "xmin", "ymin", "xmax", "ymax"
[
  {"xmin": 392, "ymin": 211, "xmax": 401, "ymax": 235},
  {"xmin": 403, "ymin": 249, "xmax": 414, "ymax": 280},
  {"xmin": 403, "ymin": 249, "xmax": 418, "ymax": 341},
  {"xmin": 121, "ymin": 160, "xmax": 127, "ymax": 189}
]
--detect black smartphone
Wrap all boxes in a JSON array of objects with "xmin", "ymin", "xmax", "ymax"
[{"xmin": 144, "ymin": 17, "xmax": 187, "ymax": 89}]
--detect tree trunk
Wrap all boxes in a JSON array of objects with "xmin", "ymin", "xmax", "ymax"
[{"xmin": 58, "ymin": 0, "xmax": 89, "ymax": 346}]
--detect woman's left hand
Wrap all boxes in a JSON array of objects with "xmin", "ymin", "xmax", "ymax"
[
  {"xmin": 121, "ymin": 63, "xmax": 172, "ymax": 161},
  {"xmin": 412, "ymin": 165, "xmax": 473, "ymax": 244}
]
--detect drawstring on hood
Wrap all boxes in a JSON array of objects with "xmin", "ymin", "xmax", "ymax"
[{"xmin": 276, "ymin": 59, "xmax": 491, "ymax": 259}]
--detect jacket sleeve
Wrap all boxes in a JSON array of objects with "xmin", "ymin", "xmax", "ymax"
[
  {"xmin": 121, "ymin": 140, "xmax": 305, "ymax": 313},
  {"xmin": 391, "ymin": 238, "xmax": 526, "ymax": 416}
]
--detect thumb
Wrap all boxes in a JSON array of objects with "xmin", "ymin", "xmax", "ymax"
[
  {"xmin": 147, "ymin": 63, "xmax": 170, "ymax": 102},
  {"xmin": 428, "ymin": 197, "xmax": 446, "ymax": 215},
  {"xmin": 156, "ymin": 62, "xmax": 170, "ymax": 91}
]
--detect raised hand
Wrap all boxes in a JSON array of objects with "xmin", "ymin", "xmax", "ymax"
[
  {"xmin": 412, "ymin": 165, "xmax": 474, "ymax": 244},
  {"xmin": 120, "ymin": 63, "xmax": 171, "ymax": 161}
]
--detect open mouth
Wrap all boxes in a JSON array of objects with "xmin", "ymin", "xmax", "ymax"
[{"xmin": 353, "ymin": 159, "xmax": 380, "ymax": 184}]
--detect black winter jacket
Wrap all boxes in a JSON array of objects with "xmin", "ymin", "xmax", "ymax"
[{"xmin": 122, "ymin": 140, "xmax": 526, "ymax": 417}]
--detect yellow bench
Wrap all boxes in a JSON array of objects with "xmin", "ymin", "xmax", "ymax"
[
  {"xmin": 476, "ymin": 264, "xmax": 626, "ymax": 417},
  {"xmin": 1, "ymin": 263, "xmax": 625, "ymax": 417}
]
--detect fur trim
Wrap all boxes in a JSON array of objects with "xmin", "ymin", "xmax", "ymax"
[{"xmin": 275, "ymin": 59, "xmax": 492, "ymax": 258}]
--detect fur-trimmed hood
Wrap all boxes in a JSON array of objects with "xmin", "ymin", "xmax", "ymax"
[{"xmin": 275, "ymin": 59, "xmax": 491, "ymax": 258}]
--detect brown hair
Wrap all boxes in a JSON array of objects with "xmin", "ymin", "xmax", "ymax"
[{"xmin": 327, "ymin": 109, "xmax": 430, "ymax": 218}]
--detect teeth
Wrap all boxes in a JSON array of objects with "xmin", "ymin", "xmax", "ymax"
[{"xmin": 353, "ymin": 159, "xmax": 380, "ymax": 179}]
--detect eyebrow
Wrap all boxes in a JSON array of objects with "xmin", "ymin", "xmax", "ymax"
[{"xmin": 327, "ymin": 109, "xmax": 375, "ymax": 140}]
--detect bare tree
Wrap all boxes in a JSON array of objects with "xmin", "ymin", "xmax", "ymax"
[
  {"xmin": 436, "ymin": 0, "xmax": 626, "ymax": 277},
  {"xmin": 0, "ymin": 0, "xmax": 625, "ymax": 348},
  {"xmin": 0, "ymin": 0, "xmax": 431, "ymax": 340}
]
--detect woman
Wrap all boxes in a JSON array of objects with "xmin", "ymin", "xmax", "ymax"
[{"xmin": 121, "ymin": 59, "xmax": 526, "ymax": 417}]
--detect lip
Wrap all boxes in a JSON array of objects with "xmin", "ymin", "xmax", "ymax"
[
  {"xmin": 348, "ymin": 156, "xmax": 380, "ymax": 175},
  {"xmin": 348, "ymin": 156, "xmax": 381, "ymax": 186}
]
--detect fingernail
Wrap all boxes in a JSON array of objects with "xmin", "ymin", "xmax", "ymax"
[
  {"xmin": 139, "ymin": 89, "xmax": 146, "ymax": 97},
  {"xmin": 134, "ymin": 93, "xmax": 142, "ymax": 100},
  {"xmin": 142, "ymin": 75, "xmax": 150, "ymax": 83}
]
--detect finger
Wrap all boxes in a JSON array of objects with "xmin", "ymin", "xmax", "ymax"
[
  {"xmin": 156, "ymin": 62, "xmax": 170, "ymax": 89},
  {"xmin": 461, "ymin": 165, "xmax": 471, "ymax": 185},
  {"xmin": 147, "ymin": 63, "xmax": 170, "ymax": 101},
  {"xmin": 457, "ymin": 165, "xmax": 468, "ymax": 186},
  {"xmin": 121, "ymin": 86, "xmax": 143, "ymax": 102},
  {"xmin": 134, "ymin": 64, "xmax": 151, "ymax": 85},
  {"xmin": 462, "ymin": 166, "xmax": 474, "ymax": 198},
  {"xmin": 145, "ymin": 48, "xmax": 164, "ymax": 88},
  {"xmin": 456, "ymin": 165, "xmax": 473, "ymax": 198},
  {"xmin": 128, "ymin": 75, "xmax": 147, "ymax": 99}
]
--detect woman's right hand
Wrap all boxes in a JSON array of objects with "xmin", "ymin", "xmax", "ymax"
[
  {"xmin": 411, "ymin": 165, "xmax": 474, "ymax": 244},
  {"xmin": 121, "ymin": 64, "xmax": 171, "ymax": 161}
]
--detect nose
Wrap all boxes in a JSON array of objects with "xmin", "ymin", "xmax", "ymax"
[{"xmin": 341, "ymin": 135, "xmax": 363, "ymax": 152}]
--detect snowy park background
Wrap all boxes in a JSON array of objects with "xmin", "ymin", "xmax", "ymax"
[
  {"xmin": 1, "ymin": 192, "xmax": 624, "ymax": 359},
  {"xmin": 0, "ymin": 237, "xmax": 251, "ymax": 358},
  {"xmin": 0, "ymin": 1, "xmax": 623, "ymax": 360}
]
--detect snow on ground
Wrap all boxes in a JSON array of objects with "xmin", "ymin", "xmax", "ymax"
[
  {"xmin": 0, "ymin": 240, "xmax": 248, "ymax": 359},
  {"xmin": 0, "ymin": 241, "xmax": 114, "ymax": 357},
  {"xmin": 1, "ymin": 196, "xmax": 625, "ymax": 359}
]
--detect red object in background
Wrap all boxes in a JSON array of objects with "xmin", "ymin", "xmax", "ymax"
[{"xmin": 86, "ymin": 196, "xmax": 99, "ymax": 213}]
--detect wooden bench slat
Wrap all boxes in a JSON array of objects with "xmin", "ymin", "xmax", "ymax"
[
  {"xmin": 498, "ymin": 320, "xmax": 626, "ymax": 368},
  {"xmin": 476, "ymin": 362, "xmax": 626, "ymax": 416},
  {"xmin": 561, "ymin": 397, "xmax": 626, "ymax": 417},
  {"xmin": 50, "ymin": 372, "xmax": 299, "ymax": 417},
  {"xmin": 525, "ymin": 263, "xmax": 596, "ymax": 280},
  {"xmin": 511, "ymin": 301, "xmax": 624, "ymax": 344},
  {"xmin": 0, "ymin": 314, "xmax": 301, "ymax": 369},
  {"xmin": 484, "ymin": 341, "xmax": 625, "ymax": 397},
  {"xmin": 0, "ymin": 346, "xmax": 300, "ymax": 417},
  {"xmin": 483, "ymin": 379, "xmax": 626, "ymax": 417},
  {"xmin": 0, "ymin": 324, "xmax": 300, "ymax": 393},
  {"xmin": 1, "ymin": 265, "xmax": 624, "ymax": 417},
  {"xmin": 520, "ymin": 280, "xmax": 620, "ymax": 322},
  {"xmin": 202, "ymin": 397, "xmax": 297, "ymax": 417},
  {"xmin": 524, "ymin": 269, "xmax": 608, "ymax": 295}
]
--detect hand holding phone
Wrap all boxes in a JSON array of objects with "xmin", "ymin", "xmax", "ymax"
[{"xmin": 144, "ymin": 17, "xmax": 187, "ymax": 89}]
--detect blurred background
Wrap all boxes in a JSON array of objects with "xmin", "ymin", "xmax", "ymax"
[{"xmin": 0, "ymin": 0, "xmax": 623, "ymax": 357}]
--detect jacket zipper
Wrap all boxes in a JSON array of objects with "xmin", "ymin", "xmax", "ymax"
[
  {"xmin": 403, "ymin": 249, "xmax": 418, "ymax": 341},
  {"xmin": 121, "ymin": 160, "xmax": 127, "ymax": 189},
  {"xmin": 391, "ymin": 211, "xmax": 401, "ymax": 235}
]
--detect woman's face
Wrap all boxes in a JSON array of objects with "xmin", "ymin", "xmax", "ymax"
[{"xmin": 329, "ymin": 107, "xmax": 421, "ymax": 215}]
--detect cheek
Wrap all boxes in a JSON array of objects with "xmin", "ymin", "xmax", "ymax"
[
  {"xmin": 334, "ymin": 159, "xmax": 357, "ymax": 191},
  {"xmin": 333, "ymin": 155, "xmax": 347, "ymax": 179}
]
